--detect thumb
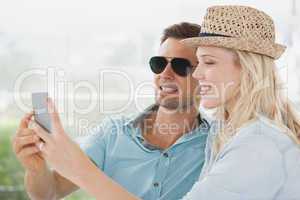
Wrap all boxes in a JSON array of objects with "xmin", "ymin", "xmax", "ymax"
[{"xmin": 47, "ymin": 97, "xmax": 63, "ymax": 132}]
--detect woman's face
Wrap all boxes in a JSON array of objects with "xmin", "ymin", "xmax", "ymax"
[{"xmin": 193, "ymin": 46, "xmax": 241, "ymax": 109}]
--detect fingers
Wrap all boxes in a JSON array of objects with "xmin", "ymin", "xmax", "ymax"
[
  {"xmin": 36, "ymin": 151, "xmax": 46, "ymax": 160},
  {"xmin": 16, "ymin": 127, "xmax": 35, "ymax": 137},
  {"xmin": 32, "ymin": 122, "xmax": 52, "ymax": 144},
  {"xmin": 47, "ymin": 98, "xmax": 63, "ymax": 131},
  {"xmin": 13, "ymin": 128, "xmax": 37, "ymax": 153},
  {"xmin": 36, "ymin": 141, "xmax": 44, "ymax": 150},
  {"xmin": 13, "ymin": 134, "xmax": 41, "ymax": 154},
  {"xmin": 35, "ymin": 141, "xmax": 50, "ymax": 155},
  {"xmin": 18, "ymin": 146, "xmax": 40, "ymax": 159},
  {"xmin": 17, "ymin": 112, "xmax": 34, "ymax": 131}
]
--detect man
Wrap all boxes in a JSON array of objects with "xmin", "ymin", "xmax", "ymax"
[{"xmin": 12, "ymin": 22, "xmax": 209, "ymax": 200}]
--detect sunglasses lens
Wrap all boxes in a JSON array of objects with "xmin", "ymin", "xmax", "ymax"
[
  {"xmin": 149, "ymin": 56, "xmax": 168, "ymax": 74},
  {"xmin": 171, "ymin": 58, "xmax": 192, "ymax": 76}
]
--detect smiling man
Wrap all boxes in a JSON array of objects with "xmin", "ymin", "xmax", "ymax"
[{"xmin": 13, "ymin": 22, "xmax": 210, "ymax": 200}]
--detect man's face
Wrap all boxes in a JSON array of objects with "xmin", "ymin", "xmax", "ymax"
[{"xmin": 153, "ymin": 38, "xmax": 199, "ymax": 111}]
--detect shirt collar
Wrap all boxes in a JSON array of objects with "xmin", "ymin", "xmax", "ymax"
[{"xmin": 125, "ymin": 104, "xmax": 210, "ymax": 140}]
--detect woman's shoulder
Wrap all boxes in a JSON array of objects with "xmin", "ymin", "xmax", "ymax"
[{"xmin": 229, "ymin": 115, "xmax": 300, "ymax": 156}]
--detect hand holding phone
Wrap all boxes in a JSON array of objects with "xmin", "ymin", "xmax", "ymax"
[{"xmin": 32, "ymin": 92, "xmax": 52, "ymax": 133}]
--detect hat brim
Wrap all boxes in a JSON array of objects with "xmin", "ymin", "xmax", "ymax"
[{"xmin": 181, "ymin": 36, "xmax": 286, "ymax": 59}]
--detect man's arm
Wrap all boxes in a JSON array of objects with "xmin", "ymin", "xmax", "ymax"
[
  {"xmin": 23, "ymin": 113, "xmax": 111, "ymax": 199},
  {"xmin": 25, "ymin": 168, "xmax": 55, "ymax": 200},
  {"xmin": 25, "ymin": 129, "xmax": 108, "ymax": 199},
  {"xmin": 25, "ymin": 168, "xmax": 79, "ymax": 200},
  {"xmin": 54, "ymin": 171, "xmax": 79, "ymax": 199}
]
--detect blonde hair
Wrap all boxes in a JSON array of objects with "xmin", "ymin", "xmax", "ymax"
[{"xmin": 213, "ymin": 50, "xmax": 300, "ymax": 154}]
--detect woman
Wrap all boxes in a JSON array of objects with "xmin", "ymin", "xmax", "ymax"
[
  {"xmin": 182, "ymin": 5, "xmax": 300, "ymax": 199},
  {"xmin": 16, "ymin": 5, "xmax": 300, "ymax": 200}
]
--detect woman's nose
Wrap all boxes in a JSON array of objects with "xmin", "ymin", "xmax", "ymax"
[{"xmin": 192, "ymin": 65, "xmax": 205, "ymax": 80}]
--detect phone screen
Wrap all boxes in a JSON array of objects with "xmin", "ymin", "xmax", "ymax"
[{"xmin": 32, "ymin": 92, "xmax": 52, "ymax": 133}]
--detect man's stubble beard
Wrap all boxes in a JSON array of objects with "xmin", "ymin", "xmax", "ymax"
[{"xmin": 155, "ymin": 94, "xmax": 196, "ymax": 112}]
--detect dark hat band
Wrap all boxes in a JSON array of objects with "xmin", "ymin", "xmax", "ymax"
[{"xmin": 199, "ymin": 32, "xmax": 231, "ymax": 37}]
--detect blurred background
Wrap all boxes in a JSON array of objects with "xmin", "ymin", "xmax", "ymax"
[{"xmin": 0, "ymin": 0, "xmax": 299, "ymax": 199}]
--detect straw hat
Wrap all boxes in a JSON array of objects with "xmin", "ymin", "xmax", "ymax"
[{"xmin": 182, "ymin": 5, "xmax": 286, "ymax": 59}]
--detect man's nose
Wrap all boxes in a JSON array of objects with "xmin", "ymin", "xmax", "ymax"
[{"xmin": 160, "ymin": 63, "xmax": 175, "ymax": 79}]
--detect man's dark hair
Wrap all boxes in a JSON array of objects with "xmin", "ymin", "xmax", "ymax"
[{"xmin": 160, "ymin": 22, "xmax": 201, "ymax": 44}]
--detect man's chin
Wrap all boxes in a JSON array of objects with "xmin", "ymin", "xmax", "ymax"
[
  {"xmin": 156, "ymin": 97, "xmax": 178, "ymax": 109},
  {"xmin": 156, "ymin": 97, "xmax": 197, "ymax": 111},
  {"xmin": 157, "ymin": 99, "xmax": 192, "ymax": 111},
  {"xmin": 160, "ymin": 101, "xmax": 179, "ymax": 110}
]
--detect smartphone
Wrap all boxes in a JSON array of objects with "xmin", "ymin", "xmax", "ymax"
[{"xmin": 32, "ymin": 92, "xmax": 52, "ymax": 133}]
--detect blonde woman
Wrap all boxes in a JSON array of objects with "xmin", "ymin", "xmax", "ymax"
[
  {"xmin": 182, "ymin": 5, "xmax": 300, "ymax": 199},
  {"xmin": 13, "ymin": 5, "xmax": 300, "ymax": 200}
]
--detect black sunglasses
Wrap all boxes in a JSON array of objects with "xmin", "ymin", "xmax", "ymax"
[{"xmin": 149, "ymin": 56, "xmax": 194, "ymax": 77}]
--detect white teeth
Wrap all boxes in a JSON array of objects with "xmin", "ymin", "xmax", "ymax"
[
  {"xmin": 199, "ymin": 84, "xmax": 212, "ymax": 95},
  {"xmin": 161, "ymin": 86, "xmax": 177, "ymax": 93}
]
